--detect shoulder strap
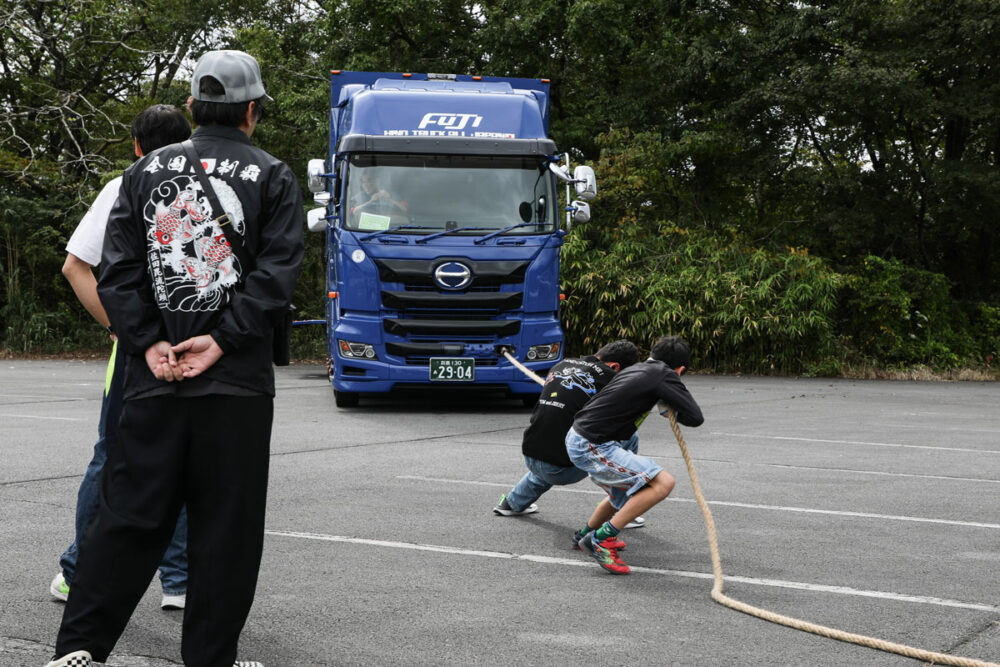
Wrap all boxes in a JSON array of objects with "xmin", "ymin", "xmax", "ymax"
[{"xmin": 179, "ymin": 140, "xmax": 253, "ymax": 271}]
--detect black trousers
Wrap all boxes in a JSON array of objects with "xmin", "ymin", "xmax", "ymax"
[{"xmin": 56, "ymin": 394, "xmax": 273, "ymax": 667}]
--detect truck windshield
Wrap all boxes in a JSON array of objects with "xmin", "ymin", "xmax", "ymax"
[{"xmin": 344, "ymin": 154, "xmax": 557, "ymax": 234}]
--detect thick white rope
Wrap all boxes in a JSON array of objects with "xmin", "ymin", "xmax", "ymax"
[{"xmin": 503, "ymin": 350, "xmax": 998, "ymax": 666}]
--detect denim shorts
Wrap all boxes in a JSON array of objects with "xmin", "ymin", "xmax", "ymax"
[{"xmin": 565, "ymin": 428, "xmax": 663, "ymax": 509}]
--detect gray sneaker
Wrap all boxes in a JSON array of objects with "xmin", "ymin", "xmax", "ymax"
[{"xmin": 492, "ymin": 494, "xmax": 538, "ymax": 516}]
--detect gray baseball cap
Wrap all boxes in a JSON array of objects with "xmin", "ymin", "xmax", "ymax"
[{"xmin": 190, "ymin": 50, "xmax": 274, "ymax": 104}]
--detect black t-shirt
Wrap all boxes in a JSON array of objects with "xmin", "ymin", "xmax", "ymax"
[
  {"xmin": 521, "ymin": 356, "xmax": 617, "ymax": 467},
  {"xmin": 572, "ymin": 359, "xmax": 704, "ymax": 443}
]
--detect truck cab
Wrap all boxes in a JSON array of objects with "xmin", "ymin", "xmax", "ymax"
[{"xmin": 307, "ymin": 72, "xmax": 595, "ymax": 407}]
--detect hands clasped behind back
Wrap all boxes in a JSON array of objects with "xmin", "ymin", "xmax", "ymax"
[{"xmin": 144, "ymin": 335, "xmax": 224, "ymax": 381}]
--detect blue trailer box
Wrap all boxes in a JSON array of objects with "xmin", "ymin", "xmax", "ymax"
[{"xmin": 306, "ymin": 72, "xmax": 596, "ymax": 407}]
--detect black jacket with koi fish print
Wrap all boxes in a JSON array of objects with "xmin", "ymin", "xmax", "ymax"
[{"xmin": 98, "ymin": 124, "xmax": 304, "ymax": 399}]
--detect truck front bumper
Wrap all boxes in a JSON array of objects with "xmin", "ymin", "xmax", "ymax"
[{"xmin": 331, "ymin": 359, "xmax": 554, "ymax": 395}]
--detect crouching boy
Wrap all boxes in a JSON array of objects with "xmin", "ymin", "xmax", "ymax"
[{"xmin": 567, "ymin": 335, "xmax": 704, "ymax": 574}]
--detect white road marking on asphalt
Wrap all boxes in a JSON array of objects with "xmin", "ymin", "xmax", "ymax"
[
  {"xmin": 711, "ymin": 432, "xmax": 1000, "ymax": 455},
  {"xmin": 643, "ymin": 456, "xmax": 1000, "ymax": 485},
  {"xmin": 396, "ymin": 475, "xmax": 1000, "ymax": 529},
  {"xmin": 266, "ymin": 529, "xmax": 1000, "ymax": 614},
  {"xmin": 883, "ymin": 422, "xmax": 1000, "ymax": 435},
  {"xmin": 0, "ymin": 413, "xmax": 85, "ymax": 422}
]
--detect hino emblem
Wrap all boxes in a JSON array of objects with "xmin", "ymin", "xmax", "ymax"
[{"xmin": 434, "ymin": 261, "xmax": 472, "ymax": 290}]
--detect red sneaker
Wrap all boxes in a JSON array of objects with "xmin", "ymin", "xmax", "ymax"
[
  {"xmin": 572, "ymin": 530, "xmax": 625, "ymax": 552},
  {"xmin": 578, "ymin": 533, "xmax": 630, "ymax": 574}
]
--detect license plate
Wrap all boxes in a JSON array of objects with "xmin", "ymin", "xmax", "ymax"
[{"xmin": 429, "ymin": 357, "xmax": 475, "ymax": 382}]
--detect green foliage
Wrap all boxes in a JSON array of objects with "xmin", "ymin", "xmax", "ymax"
[
  {"xmin": 0, "ymin": 0, "xmax": 996, "ymax": 376},
  {"xmin": 971, "ymin": 303, "xmax": 1000, "ymax": 365},
  {"xmin": 837, "ymin": 256, "xmax": 975, "ymax": 367},
  {"xmin": 562, "ymin": 223, "xmax": 841, "ymax": 374}
]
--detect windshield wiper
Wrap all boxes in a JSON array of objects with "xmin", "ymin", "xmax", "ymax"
[
  {"xmin": 360, "ymin": 224, "xmax": 436, "ymax": 242},
  {"xmin": 473, "ymin": 222, "xmax": 545, "ymax": 245},
  {"xmin": 415, "ymin": 226, "xmax": 497, "ymax": 244}
]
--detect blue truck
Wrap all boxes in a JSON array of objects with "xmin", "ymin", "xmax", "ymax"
[{"xmin": 306, "ymin": 71, "xmax": 596, "ymax": 407}]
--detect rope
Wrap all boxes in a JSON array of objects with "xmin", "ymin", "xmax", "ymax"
[
  {"xmin": 503, "ymin": 349, "xmax": 547, "ymax": 387},
  {"xmin": 664, "ymin": 410, "xmax": 998, "ymax": 667},
  {"xmin": 501, "ymin": 351, "xmax": 997, "ymax": 666}
]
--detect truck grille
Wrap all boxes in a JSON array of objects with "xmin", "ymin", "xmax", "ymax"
[{"xmin": 374, "ymin": 258, "xmax": 527, "ymax": 365}]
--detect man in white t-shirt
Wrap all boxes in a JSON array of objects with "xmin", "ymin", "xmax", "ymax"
[{"xmin": 53, "ymin": 105, "xmax": 193, "ymax": 610}]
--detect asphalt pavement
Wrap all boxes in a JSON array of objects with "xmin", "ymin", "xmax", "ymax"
[{"xmin": 1, "ymin": 359, "xmax": 998, "ymax": 666}]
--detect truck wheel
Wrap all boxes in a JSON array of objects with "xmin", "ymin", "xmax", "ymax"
[{"xmin": 333, "ymin": 389, "xmax": 359, "ymax": 408}]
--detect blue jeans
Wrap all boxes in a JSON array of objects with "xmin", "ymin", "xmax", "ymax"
[
  {"xmin": 566, "ymin": 429, "xmax": 658, "ymax": 510},
  {"xmin": 59, "ymin": 343, "xmax": 188, "ymax": 595},
  {"xmin": 505, "ymin": 456, "xmax": 588, "ymax": 512}
]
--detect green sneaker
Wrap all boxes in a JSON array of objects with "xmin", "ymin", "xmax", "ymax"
[{"xmin": 50, "ymin": 572, "xmax": 69, "ymax": 601}]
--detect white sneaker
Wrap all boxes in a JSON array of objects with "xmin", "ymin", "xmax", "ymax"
[
  {"xmin": 161, "ymin": 592, "xmax": 186, "ymax": 610},
  {"xmin": 49, "ymin": 572, "xmax": 69, "ymax": 602},
  {"xmin": 45, "ymin": 649, "xmax": 92, "ymax": 666},
  {"xmin": 624, "ymin": 516, "xmax": 646, "ymax": 529}
]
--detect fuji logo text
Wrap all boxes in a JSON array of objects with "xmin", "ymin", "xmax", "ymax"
[{"xmin": 418, "ymin": 113, "xmax": 484, "ymax": 131}]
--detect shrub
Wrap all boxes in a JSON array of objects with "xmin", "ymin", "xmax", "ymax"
[
  {"xmin": 837, "ymin": 256, "xmax": 976, "ymax": 367},
  {"xmin": 561, "ymin": 223, "xmax": 841, "ymax": 374}
]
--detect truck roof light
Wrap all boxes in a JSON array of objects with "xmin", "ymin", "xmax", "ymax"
[
  {"xmin": 472, "ymin": 76, "xmax": 482, "ymax": 81},
  {"xmin": 559, "ymin": 293, "xmax": 566, "ymax": 301},
  {"xmin": 402, "ymin": 73, "xmax": 412, "ymax": 78},
  {"xmin": 332, "ymin": 70, "xmax": 341, "ymax": 75},
  {"xmin": 541, "ymin": 79, "xmax": 551, "ymax": 84}
]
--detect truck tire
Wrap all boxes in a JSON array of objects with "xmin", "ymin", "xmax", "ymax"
[{"xmin": 334, "ymin": 389, "xmax": 359, "ymax": 408}]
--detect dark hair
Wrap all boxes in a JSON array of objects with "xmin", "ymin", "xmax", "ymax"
[
  {"xmin": 650, "ymin": 335, "xmax": 692, "ymax": 370},
  {"xmin": 189, "ymin": 75, "xmax": 266, "ymax": 127},
  {"xmin": 131, "ymin": 104, "xmax": 191, "ymax": 155},
  {"xmin": 595, "ymin": 340, "xmax": 640, "ymax": 369}
]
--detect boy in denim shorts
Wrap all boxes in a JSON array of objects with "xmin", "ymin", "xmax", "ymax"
[{"xmin": 567, "ymin": 335, "xmax": 704, "ymax": 574}]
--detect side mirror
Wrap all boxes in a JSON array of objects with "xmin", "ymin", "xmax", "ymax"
[
  {"xmin": 306, "ymin": 207, "xmax": 328, "ymax": 232},
  {"xmin": 571, "ymin": 200, "xmax": 591, "ymax": 224},
  {"xmin": 307, "ymin": 159, "xmax": 327, "ymax": 194},
  {"xmin": 573, "ymin": 166, "xmax": 597, "ymax": 201},
  {"xmin": 547, "ymin": 161, "xmax": 572, "ymax": 182}
]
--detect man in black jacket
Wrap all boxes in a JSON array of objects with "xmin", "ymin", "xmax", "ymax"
[
  {"xmin": 493, "ymin": 340, "xmax": 640, "ymax": 522},
  {"xmin": 49, "ymin": 50, "xmax": 303, "ymax": 667},
  {"xmin": 568, "ymin": 335, "xmax": 704, "ymax": 575}
]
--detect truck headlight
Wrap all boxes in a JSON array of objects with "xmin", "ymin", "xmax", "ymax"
[
  {"xmin": 338, "ymin": 339, "xmax": 377, "ymax": 360},
  {"xmin": 526, "ymin": 342, "xmax": 560, "ymax": 361}
]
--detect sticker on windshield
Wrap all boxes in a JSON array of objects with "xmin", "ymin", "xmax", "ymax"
[{"xmin": 357, "ymin": 212, "xmax": 391, "ymax": 231}]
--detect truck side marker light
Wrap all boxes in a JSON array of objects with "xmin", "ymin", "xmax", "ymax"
[{"xmin": 329, "ymin": 292, "xmax": 339, "ymax": 299}]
